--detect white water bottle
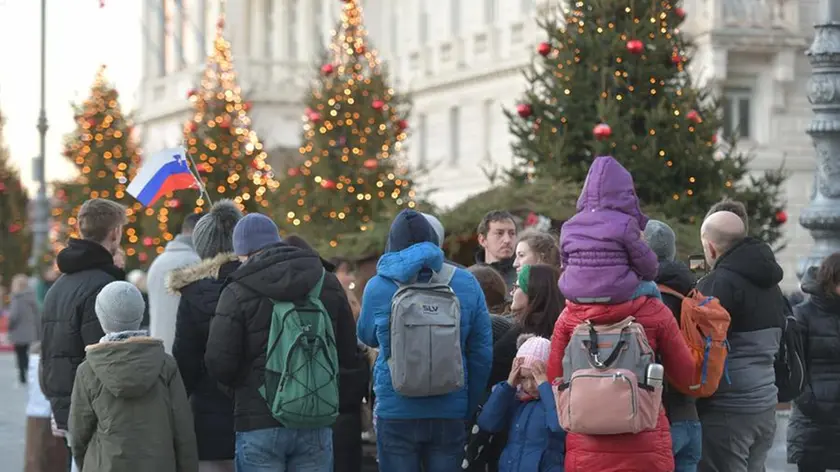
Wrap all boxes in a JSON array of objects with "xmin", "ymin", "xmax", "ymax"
[{"xmin": 646, "ymin": 363, "xmax": 664, "ymax": 388}]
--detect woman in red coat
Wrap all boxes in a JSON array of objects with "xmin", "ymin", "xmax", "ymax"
[{"xmin": 547, "ymin": 297, "xmax": 695, "ymax": 472}]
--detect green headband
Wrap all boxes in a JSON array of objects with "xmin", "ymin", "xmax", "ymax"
[{"xmin": 517, "ymin": 265, "xmax": 532, "ymax": 295}]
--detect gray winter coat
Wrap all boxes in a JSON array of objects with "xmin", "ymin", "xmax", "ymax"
[
  {"xmin": 148, "ymin": 234, "xmax": 201, "ymax": 354},
  {"xmin": 9, "ymin": 289, "xmax": 39, "ymax": 345}
]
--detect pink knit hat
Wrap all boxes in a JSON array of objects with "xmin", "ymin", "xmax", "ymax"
[{"xmin": 515, "ymin": 335, "xmax": 551, "ymax": 369}]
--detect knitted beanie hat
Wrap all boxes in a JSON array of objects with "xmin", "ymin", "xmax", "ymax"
[
  {"xmin": 193, "ymin": 200, "xmax": 244, "ymax": 259},
  {"xmin": 95, "ymin": 281, "xmax": 145, "ymax": 334},
  {"xmin": 644, "ymin": 219, "xmax": 677, "ymax": 262},
  {"xmin": 515, "ymin": 334, "xmax": 551, "ymax": 369},
  {"xmin": 517, "ymin": 265, "xmax": 532, "ymax": 295},
  {"xmin": 422, "ymin": 213, "xmax": 445, "ymax": 248},
  {"xmin": 232, "ymin": 213, "xmax": 282, "ymax": 257}
]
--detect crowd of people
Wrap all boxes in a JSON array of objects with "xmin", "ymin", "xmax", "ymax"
[{"xmin": 13, "ymin": 154, "xmax": 840, "ymax": 472}]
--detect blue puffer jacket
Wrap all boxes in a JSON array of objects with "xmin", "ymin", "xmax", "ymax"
[
  {"xmin": 357, "ymin": 241, "xmax": 493, "ymax": 420},
  {"xmin": 477, "ymin": 382, "xmax": 565, "ymax": 472}
]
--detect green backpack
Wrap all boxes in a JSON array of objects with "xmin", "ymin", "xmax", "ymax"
[{"xmin": 259, "ymin": 269, "xmax": 339, "ymax": 428}]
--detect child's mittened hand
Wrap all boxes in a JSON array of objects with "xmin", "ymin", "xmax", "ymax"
[
  {"xmin": 531, "ymin": 360, "xmax": 549, "ymax": 385},
  {"xmin": 507, "ymin": 357, "xmax": 523, "ymax": 387}
]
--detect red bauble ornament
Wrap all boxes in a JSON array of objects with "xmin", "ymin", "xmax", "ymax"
[
  {"xmin": 321, "ymin": 179, "xmax": 336, "ymax": 189},
  {"xmin": 775, "ymin": 210, "xmax": 788, "ymax": 224},
  {"xmin": 671, "ymin": 54, "xmax": 684, "ymax": 65},
  {"xmin": 287, "ymin": 167, "xmax": 300, "ymax": 177},
  {"xmin": 170, "ymin": 198, "xmax": 181, "ymax": 209},
  {"xmin": 525, "ymin": 212, "xmax": 539, "ymax": 227},
  {"xmin": 626, "ymin": 39, "xmax": 644, "ymax": 55},
  {"xmin": 593, "ymin": 123, "xmax": 612, "ymax": 140},
  {"xmin": 243, "ymin": 101, "xmax": 252, "ymax": 111},
  {"xmin": 88, "ymin": 118, "xmax": 96, "ymax": 128},
  {"xmin": 308, "ymin": 111, "xmax": 322, "ymax": 122},
  {"xmin": 0, "ymin": 182, "xmax": 6, "ymax": 192},
  {"xmin": 217, "ymin": 17, "xmax": 225, "ymax": 29},
  {"xmin": 321, "ymin": 63, "xmax": 335, "ymax": 75},
  {"xmin": 188, "ymin": 122, "xmax": 198, "ymax": 133},
  {"xmin": 711, "ymin": 134, "xmax": 718, "ymax": 144},
  {"xmin": 516, "ymin": 103, "xmax": 532, "ymax": 118},
  {"xmin": 397, "ymin": 119, "xmax": 409, "ymax": 131},
  {"xmin": 8, "ymin": 223, "xmax": 21, "ymax": 234},
  {"xmin": 143, "ymin": 236, "xmax": 154, "ymax": 247},
  {"xmin": 372, "ymin": 100, "xmax": 385, "ymax": 111},
  {"xmin": 675, "ymin": 7, "xmax": 686, "ymax": 18},
  {"xmin": 686, "ymin": 109, "xmax": 701, "ymax": 123},
  {"xmin": 537, "ymin": 42, "xmax": 552, "ymax": 56},
  {"xmin": 187, "ymin": 88, "xmax": 197, "ymax": 99},
  {"xmin": 139, "ymin": 252, "xmax": 149, "ymax": 263},
  {"xmin": 220, "ymin": 117, "xmax": 231, "ymax": 129},
  {"xmin": 363, "ymin": 159, "xmax": 378, "ymax": 169}
]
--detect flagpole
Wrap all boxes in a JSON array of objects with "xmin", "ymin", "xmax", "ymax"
[{"xmin": 182, "ymin": 145, "xmax": 213, "ymax": 206}]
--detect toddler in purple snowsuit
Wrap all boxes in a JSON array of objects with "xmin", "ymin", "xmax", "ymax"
[{"xmin": 559, "ymin": 156, "xmax": 659, "ymax": 304}]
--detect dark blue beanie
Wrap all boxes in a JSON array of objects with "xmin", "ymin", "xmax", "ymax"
[
  {"xmin": 232, "ymin": 213, "xmax": 282, "ymax": 256},
  {"xmin": 387, "ymin": 209, "xmax": 437, "ymax": 252}
]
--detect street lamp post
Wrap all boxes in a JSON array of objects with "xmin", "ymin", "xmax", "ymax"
[{"xmin": 29, "ymin": 0, "xmax": 49, "ymax": 271}]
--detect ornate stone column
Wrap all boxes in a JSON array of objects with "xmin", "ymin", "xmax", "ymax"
[{"xmin": 798, "ymin": 1, "xmax": 840, "ymax": 279}]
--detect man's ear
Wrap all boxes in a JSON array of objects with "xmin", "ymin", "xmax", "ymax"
[{"xmin": 477, "ymin": 234, "xmax": 487, "ymax": 248}]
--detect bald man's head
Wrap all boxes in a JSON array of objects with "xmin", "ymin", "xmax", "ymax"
[{"xmin": 701, "ymin": 211, "xmax": 747, "ymax": 266}]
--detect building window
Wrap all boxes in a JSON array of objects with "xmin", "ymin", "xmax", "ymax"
[
  {"xmin": 160, "ymin": 0, "xmax": 169, "ymax": 76},
  {"xmin": 451, "ymin": 0, "xmax": 460, "ymax": 35},
  {"xmin": 418, "ymin": 114, "xmax": 427, "ymax": 165},
  {"xmin": 484, "ymin": 0, "xmax": 495, "ymax": 23},
  {"xmin": 288, "ymin": 0, "xmax": 298, "ymax": 59},
  {"xmin": 722, "ymin": 87, "xmax": 752, "ymax": 140},
  {"xmin": 313, "ymin": 0, "xmax": 323, "ymax": 48},
  {"xmin": 265, "ymin": 0, "xmax": 274, "ymax": 58},
  {"xmin": 419, "ymin": 0, "xmax": 428, "ymax": 43},
  {"xmin": 483, "ymin": 99, "xmax": 494, "ymax": 159},
  {"xmin": 450, "ymin": 107, "xmax": 460, "ymax": 164}
]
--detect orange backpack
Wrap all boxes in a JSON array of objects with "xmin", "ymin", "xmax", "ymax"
[{"xmin": 658, "ymin": 285, "xmax": 731, "ymax": 398}]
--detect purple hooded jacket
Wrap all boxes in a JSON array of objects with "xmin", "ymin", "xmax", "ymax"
[{"xmin": 558, "ymin": 156, "xmax": 658, "ymax": 303}]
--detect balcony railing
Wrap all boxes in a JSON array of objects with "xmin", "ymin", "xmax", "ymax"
[{"xmin": 685, "ymin": 0, "xmax": 800, "ymax": 34}]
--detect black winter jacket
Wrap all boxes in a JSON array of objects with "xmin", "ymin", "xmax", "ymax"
[
  {"xmin": 40, "ymin": 238, "xmax": 125, "ymax": 430},
  {"xmin": 205, "ymin": 243, "xmax": 358, "ymax": 432},
  {"xmin": 655, "ymin": 260, "xmax": 699, "ymax": 423},
  {"xmin": 787, "ymin": 280, "xmax": 840, "ymax": 468},
  {"xmin": 169, "ymin": 253, "xmax": 240, "ymax": 461},
  {"xmin": 696, "ymin": 237, "xmax": 785, "ymax": 414}
]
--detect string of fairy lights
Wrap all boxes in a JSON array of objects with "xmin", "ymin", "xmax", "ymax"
[{"xmin": 284, "ymin": 0, "xmax": 415, "ymax": 247}]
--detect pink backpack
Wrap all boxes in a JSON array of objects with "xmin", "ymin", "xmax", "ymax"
[{"xmin": 554, "ymin": 316, "xmax": 662, "ymax": 435}]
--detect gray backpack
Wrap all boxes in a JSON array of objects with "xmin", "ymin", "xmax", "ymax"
[{"xmin": 388, "ymin": 263, "xmax": 465, "ymax": 397}]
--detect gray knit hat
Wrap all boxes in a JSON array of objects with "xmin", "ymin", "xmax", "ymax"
[
  {"xmin": 644, "ymin": 219, "xmax": 677, "ymax": 262},
  {"xmin": 95, "ymin": 281, "xmax": 146, "ymax": 334},
  {"xmin": 193, "ymin": 200, "xmax": 244, "ymax": 259},
  {"xmin": 422, "ymin": 213, "xmax": 445, "ymax": 248}
]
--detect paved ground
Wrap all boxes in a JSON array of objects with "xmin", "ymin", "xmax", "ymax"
[{"xmin": 0, "ymin": 353, "xmax": 799, "ymax": 471}]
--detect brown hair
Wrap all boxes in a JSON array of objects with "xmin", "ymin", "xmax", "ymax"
[
  {"xmin": 468, "ymin": 265, "xmax": 510, "ymax": 314},
  {"xmin": 518, "ymin": 264, "xmax": 564, "ymax": 338},
  {"xmin": 77, "ymin": 198, "xmax": 127, "ymax": 242},
  {"xmin": 706, "ymin": 198, "xmax": 749, "ymax": 233},
  {"xmin": 817, "ymin": 252, "xmax": 840, "ymax": 296},
  {"xmin": 477, "ymin": 210, "xmax": 516, "ymax": 237},
  {"xmin": 517, "ymin": 228, "xmax": 560, "ymax": 267}
]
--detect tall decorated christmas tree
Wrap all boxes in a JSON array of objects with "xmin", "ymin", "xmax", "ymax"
[
  {"xmin": 0, "ymin": 108, "xmax": 32, "ymax": 278},
  {"xmin": 147, "ymin": 13, "xmax": 278, "ymax": 247},
  {"xmin": 53, "ymin": 67, "xmax": 151, "ymax": 266},
  {"xmin": 508, "ymin": 0, "xmax": 787, "ymax": 245},
  {"xmin": 276, "ymin": 0, "xmax": 415, "ymax": 251}
]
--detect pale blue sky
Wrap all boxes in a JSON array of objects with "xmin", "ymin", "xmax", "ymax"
[{"xmin": 0, "ymin": 0, "xmax": 142, "ymax": 192}]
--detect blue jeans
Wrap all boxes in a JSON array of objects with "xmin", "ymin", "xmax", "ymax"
[
  {"xmin": 376, "ymin": 418, "xmax": 466, "ymax": 472},
  {"xmin": 671, "ymin": 421, "xmax": 702, "ymax": 472},
  {"xmin": 235, "ymin": 427, "xmax": 333, "ymax": 472}
]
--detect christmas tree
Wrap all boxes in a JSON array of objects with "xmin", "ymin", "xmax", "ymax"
[
  {"xmin": 276, "ymin": 0, "xmax": 415, "ymax": 251},
  {"xmin": 0, "ymin": 109, "xmax": 32, "ymax": 279},
  {"xmin": 54, "ymin": 67, "xmax": 151, "ymax": 266},
  {"xmin": 146, "ymin": 14, "xmax": 278, "ymax": 246},
  {"xmin": 508, "ymin": 1, "xmax": 787, "ymax": 245}
]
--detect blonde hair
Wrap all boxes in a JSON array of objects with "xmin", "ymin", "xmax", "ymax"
[{"xmin": 11, "ymin": 274, "xmax": 30, "ymax": 293}]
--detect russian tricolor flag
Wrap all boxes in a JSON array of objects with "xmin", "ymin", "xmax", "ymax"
[{"xmin": 127, "ymin": 147, "xmax": 200, "ymax": 206}]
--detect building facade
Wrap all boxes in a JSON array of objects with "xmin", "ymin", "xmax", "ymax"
[{"xmin": 136, "ymin": 0, "xmax": 820, "ymax": 290}]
